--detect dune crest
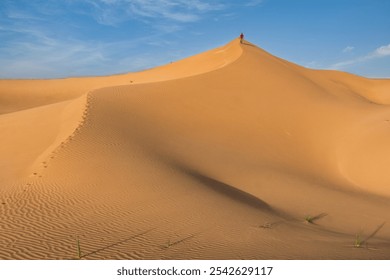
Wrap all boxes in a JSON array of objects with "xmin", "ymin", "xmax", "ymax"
[
  {"xmin": 0, "ymin": 39, "xmax": 242, "ymax": 114},
  {"xmin": 1, "ymin": 39, "xmax": 390, "ymax": 259}
]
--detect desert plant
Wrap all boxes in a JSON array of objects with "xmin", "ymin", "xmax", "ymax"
[
  {"xmin": 354, "ymin": 233, "xmax": 363, "ymax": 248},
  {"xmin": 304, "ymin": 215, "xmax": 314, "ymax": 224},
  {"xmin": 76, "ymin": 237, "xmax": 82, "ymax": 259},
  {"xmin": 304, "ymin": 213, "xmax": 327, "ymax": 224},
  {"xmin": 354, "ymin": 222, "xmax": 385, "ymax": 249}
]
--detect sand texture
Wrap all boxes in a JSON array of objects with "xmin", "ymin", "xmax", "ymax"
[{"xmin": 1, "ymin": 39, "xmax": 390, "ymax": 259}]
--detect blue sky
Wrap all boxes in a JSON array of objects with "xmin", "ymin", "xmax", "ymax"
[{"xmin": 0, "ymin": 0, "xmax": 389, "ymax": 79}]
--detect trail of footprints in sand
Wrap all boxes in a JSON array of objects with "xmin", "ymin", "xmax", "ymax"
[
  {"xmin": 30, "ymin": 91, "xmax": 93, "ymax": 181},
  {"xmin": 2, "ymin": 89, "xmax": 207, "ymax": 259},
  {"xmin": 0, "ymin": 92, "xmax": 97, "ymax": 258},
  {"xmin": 8, "ymin": 91, "xmax": 166, "ymax": 259},
  {"xmin": 14, "ymin": 93, "xmax": 94, "ymax": 214},
  {"xmin": 1, "ymin": 93, "xmax": 91, "ymax": 219}
]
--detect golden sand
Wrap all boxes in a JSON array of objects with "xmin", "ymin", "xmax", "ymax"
[{"xmin": 1, "ymin": 39, "xmax": 390, "ymax": 259}]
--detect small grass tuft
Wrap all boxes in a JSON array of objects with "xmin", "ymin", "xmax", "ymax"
[
  {"xmin": 76, "ymin": 237, "xmax": 82, "ymax": 259},
  {"xmin": 304, "ymin": 213, "xmax": 327, "ymax": 224},
  {"xmin": 304, "ymin": 215, "xmax": 314, "ymax": 224},
  {"xmin": 354, "ymin": 233, "xmax": 363, "ymax": 248},
  {"xmin": 353, "ymin": 222, "xmax": 385, "ymax": 249}
]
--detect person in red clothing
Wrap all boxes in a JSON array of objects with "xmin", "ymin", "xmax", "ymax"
[{"xmin": 240, "ymin": 33, "xmax": 244, "ymax": 43}]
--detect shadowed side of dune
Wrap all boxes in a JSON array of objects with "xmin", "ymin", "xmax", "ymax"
[{"xmin": 171, "ymin": 165, "xmax": 273, "ymax": 212}]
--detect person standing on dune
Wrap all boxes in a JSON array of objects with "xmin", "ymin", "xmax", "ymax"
[{"xmin": 240, "ymin": 33, "xmax": 244, "ymax": 43}]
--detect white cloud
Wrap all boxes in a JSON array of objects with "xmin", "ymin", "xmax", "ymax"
[
  {"xmin": 372, "ymin": 44, "xmax": 390, "ymax": 57},
  {"xmin": 342, "ymin": 46, "xmax": 354, "ymax": 53},
  {"xmin": 305, "ymin": 61, "xmax": 322, "ymax": 69},
  {"xmin": 329, "ymin": 43, "xmax": 390, "ymax": 70},
  {"xmin": 329, "ymin": 59, "xmax": 358, "ymax": 69}
]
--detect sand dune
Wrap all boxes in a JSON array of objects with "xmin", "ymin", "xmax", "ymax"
[{"xmin": 1, "ymin": 39, "xmax": 390, "ymax": 259}]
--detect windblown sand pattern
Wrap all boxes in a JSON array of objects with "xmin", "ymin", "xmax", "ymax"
[{"xmin": 1, "ymin": 39, "xmax": 390, "ymax": 259}]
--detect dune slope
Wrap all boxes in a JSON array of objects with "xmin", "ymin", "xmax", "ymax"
[{"xmin": 1, "ymin": 39, "xmax": 390, "ymax": 259}]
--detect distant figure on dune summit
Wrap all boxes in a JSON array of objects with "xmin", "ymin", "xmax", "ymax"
[{"xmin": 240, "ymin": 33, "xmax": 244, "ymax": 43}]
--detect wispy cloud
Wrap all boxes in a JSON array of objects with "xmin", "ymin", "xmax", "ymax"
[
  {"xmin": 0, "ymin": 31, "xmax": 106, "ymax": 78},
  {"xmin": 1, "ymin": 0, "xmax": 210, "ymax": 78},
  {"xmin": 373, "ymin": 44, "xmax": 390, "ymax": 57},
  {"xmin": 0, "ymin": 34, "xmax": 171, "ymax": 78},
  {"xmin": 330, "ymin": 43, "xmax": 390, "ymax": 70},
  {"xmin": 342, "ymin": 46, "xmax": 354, "ymax": 53},
  {"xmin": 83, "ymin": 0, "xmax": 226, "ymax": 25},
  {"xmin": 305, "ymin": 61, "xmax": 322, "ymax": 69},
  {"xmin": 245, "ymin": 0, "xmax": 264, "ymax": 7},
  {"xmin": 5, "ymin": 10, "xmax": 42, "ymax": 21}
]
